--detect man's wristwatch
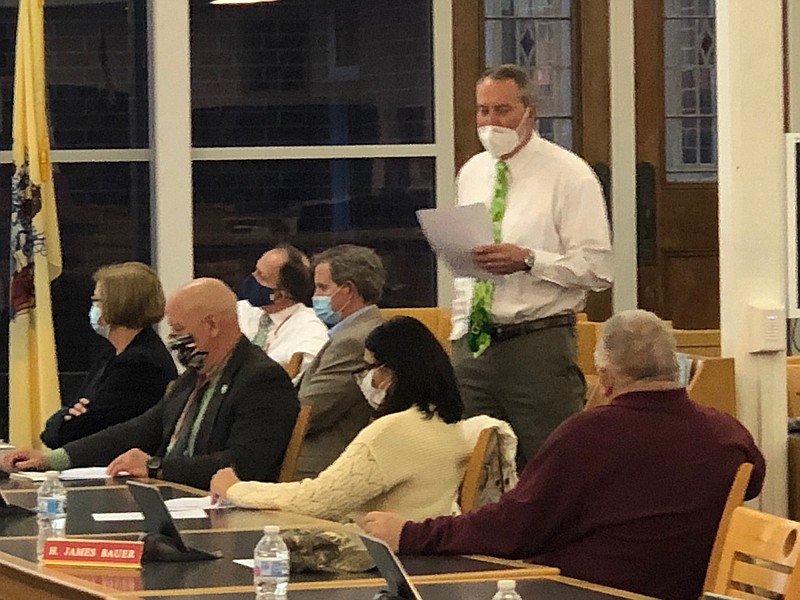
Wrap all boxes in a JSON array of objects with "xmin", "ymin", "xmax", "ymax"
[
  {"xmin": 146, "ymin": 456, "xmax": 162, "ymax": 479},
  {"xmin": 523, "ymin": 249, "xmax": 536, "ymax": 272}
]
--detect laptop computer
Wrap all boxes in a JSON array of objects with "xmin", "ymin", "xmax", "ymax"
[
  {"xmin": 0, "ymin": 489, "xmax": 35, "ymax": 516},
  {"xmin": 127, "ymin": 481, "xmax": 220, "ymax": 561},
  {"xmin": 360, "ymin": 534, "xmax": 423, "ymax": 600}
]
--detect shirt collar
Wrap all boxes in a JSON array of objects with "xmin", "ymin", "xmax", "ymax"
[
  {"xmin": 502, "ymin": 130, "xmax": 541, "ymax": 171},
  {"xmin": 267, "ymin": 302, "xmax": 301, "ymax": 326},
  {"xmin": 329, "ymin": 305, "xmax": 372, "ymax": 338},
  {"xmin": 610, "ymin": 387, "xmax": 692, "ymax": 413}
]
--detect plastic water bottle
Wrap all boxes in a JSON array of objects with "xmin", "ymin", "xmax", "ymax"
[
  {"xmin": 36, "ymin": 471, "xmax": 67, "ymax": 559},
  {"xmin": 492, "ymin": 579, "xmax": 523, "ymax": 600},
  {"xmin": 253, "ymin": 525, "xmax": 290, "ymax": 599}
]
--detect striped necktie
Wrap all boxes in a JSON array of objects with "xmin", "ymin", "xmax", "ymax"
[{"xmin": 467, "ymin": 159, "xmax": 508, "ymax": 357}]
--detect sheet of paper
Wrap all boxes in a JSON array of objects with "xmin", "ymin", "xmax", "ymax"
[
  {"xmin": 164, "ymin": 496, "xmax": 231, "ymax": 511},
  {"xmin": 416, "ymin": 204, "xmax": 497, "ymax": 280},
  {"xmin": 59, "ymin": 467, "xmax": 130, "ymax": 480},
  {"xmin": 234, "ymin": 558, "xmax": 254, "ymax": 569},
  {"xmin": 93, "ymin": 511, "xmax": 145, "ymax": 522},
  {"xmin": 0, "ymin": 442, "xmax": 14, "ymax": 450},
  {"xmin": 10, "ymin": 472, "xmax": 48, "ymax": 482},
  {"xmin": 92, "ymin": 508, "xmax": 208, "ymax": 522}
]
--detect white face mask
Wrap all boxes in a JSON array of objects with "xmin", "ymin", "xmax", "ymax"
[
  {"xmin": 357, "ymin": 369, "xmax": 388, "ymax": 410},
  {"xmin": 477, "ymin": 108, "xmax": 530, "ymax": 159},
  {"xmin": 477, "ymin": 126, "xmax": 519, "ymax": 159}
]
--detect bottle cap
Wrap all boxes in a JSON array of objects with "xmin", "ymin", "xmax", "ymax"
[
  {"xmin": 263, "ymin": 525, "xmax": 280, "ymax": 534},
  {"xmin": 497, "ymin": 580, "xmax": 516, "ymax": 591}
]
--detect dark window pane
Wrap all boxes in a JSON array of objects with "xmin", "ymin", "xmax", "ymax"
[
  {"xmin": 0, "ymin": 2, "xmax": 149, "ymax": 151},
  {"xmin": 0, "ymin": 161, "xmax": 151, "ymax": 437},
  {"xmin": 193, "ymin": 158, "xmax": 436, "ymax": 307},
  {"xmin": 190, "ymin": 0, "xmax": 433, "ymax": 146}
]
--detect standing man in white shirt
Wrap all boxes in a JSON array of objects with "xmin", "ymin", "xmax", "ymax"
[
  {"xmin": 237, "ymin": 244, "xmax": 328, "ymax": 380},
  {"xmin": 452, "ymin": 64, "xmax": 613, "ymax": 466}
]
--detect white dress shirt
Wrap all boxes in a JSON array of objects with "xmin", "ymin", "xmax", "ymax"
[
  {"xmin": 237, "ymin": 300, "xmax": 328, "ymax": 377},
  {"xmin": 450, "ymin": 133, "xmax": 613, "ymax": 339}
]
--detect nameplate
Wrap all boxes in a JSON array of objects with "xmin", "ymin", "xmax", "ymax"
[{"xmin": 42, "ymin": 539, "xmax": 143, "ymax": 569}]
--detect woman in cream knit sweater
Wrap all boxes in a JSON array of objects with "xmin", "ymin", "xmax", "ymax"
[{"xmin": 209, "ymin": 316, "xmax": 472, "ymax": 522}]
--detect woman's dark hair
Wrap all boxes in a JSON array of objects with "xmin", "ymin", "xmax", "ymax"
[{"xmin": 365, "ymin": 316, "xmax": 463, "ymax": 424}]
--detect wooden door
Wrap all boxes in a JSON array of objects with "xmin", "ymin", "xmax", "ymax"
[{"xmin": 631, "ymin": 0, "xmax": 718, "ymax": 329}]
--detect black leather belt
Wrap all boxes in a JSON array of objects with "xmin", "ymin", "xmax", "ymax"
[{"xmin": 490, "ymin": 313, "xmax": 576, "ymax": 343}]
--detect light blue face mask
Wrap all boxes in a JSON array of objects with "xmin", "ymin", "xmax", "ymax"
[
  {"xmin": 89, "ymin": 303, "xmax": 110, "ymax": 339},
  {"xmin": 312, "ymin": 294, "xmax": 342, "ymax": 326}
]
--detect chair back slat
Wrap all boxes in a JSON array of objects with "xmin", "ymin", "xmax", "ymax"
[
  {"xmin": 282, "ymin": 352, "xmax": 304, "ymax": 380},
  {"xmin": 728, "ymin": 560, "xmax": 790, "ymax": 594},
  {"xmin": 459, "ymin": 428, "xmax": 496, "ymax": 513},
  {"xmin": 712, "ymin": 506, "xmax": 800, "ymax": 598},
  {"xmin": 719, "ymin": 589, "xmax": 776, "ymax": 600},
  {"xmin": 704, "ymin": 463, "xmax": 754, "ymax": 591},
  {"xmin": 278, "ymin": 405, "xmax": 312, "ymax": 482}
]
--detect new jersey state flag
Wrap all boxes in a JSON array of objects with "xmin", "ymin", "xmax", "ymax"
[{"xmin": 9, "ymin": 0, "xmax": 62, "ymax": 448}]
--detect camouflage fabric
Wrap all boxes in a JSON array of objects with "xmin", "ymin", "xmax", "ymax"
[{"xmin": 280, "ymin": 528, "xmax": 375, "ymax": 573}]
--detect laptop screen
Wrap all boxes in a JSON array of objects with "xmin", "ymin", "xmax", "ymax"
[{"xmin": 359, "ymin": 534, "xmax": 422, "ymax": 600}]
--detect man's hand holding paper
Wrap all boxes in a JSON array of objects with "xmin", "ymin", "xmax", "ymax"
[
  {"xmin": 416, "ymin": 204, "xmax": 503, "ymax": 280},
  {"xmin": 471, "ymin": 243, "xmax": 528, "ymax": 275}
]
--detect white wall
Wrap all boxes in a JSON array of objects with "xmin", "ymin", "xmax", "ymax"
[{"xmin": 717, "ymin": 0, "xmax": 787, "ymax": 515}]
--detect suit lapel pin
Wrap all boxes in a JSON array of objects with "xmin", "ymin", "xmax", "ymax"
[{"xmin": 220, "ymin": 384, "xmax": 228, "ymax": 395}]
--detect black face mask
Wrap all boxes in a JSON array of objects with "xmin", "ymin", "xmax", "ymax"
[
  {"xmin": 241, "ymin": 274, "xmax": 274, "ymax": 308},
  {"xmin": 167, "ymin": 332, "xmax": 208, "ymax": 370}
]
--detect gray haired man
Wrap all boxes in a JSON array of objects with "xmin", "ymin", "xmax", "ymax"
[{"xmin": 294, "ymin": 244, "xmax": 386, "ymax": 478}]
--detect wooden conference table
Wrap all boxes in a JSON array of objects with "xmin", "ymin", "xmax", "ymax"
[{"xmin": 0, "ymin": 473, "xmax": 655, "ymax": 599}]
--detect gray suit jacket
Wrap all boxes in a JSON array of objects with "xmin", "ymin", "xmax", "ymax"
[{"xmin": 295, "ymin": 305, "xmax": 383, "ymax": 478}]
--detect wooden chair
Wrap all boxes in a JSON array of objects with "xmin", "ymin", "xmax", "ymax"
[
  {"xmin": 458, "ymin": 428, "xmax": 497, "ymax": 513},
  {"xmin": 709, "ymin": 506, "xmax": 800, "ymax": 598},
  {"xmin": 686, "ymin": 356, "xmax": 737, "ymax": 417},
  {"xmin": 583, "ymin": 355, "xmax": 737, "ymax": 418},
  {"xmin": 673, "ymin": 328, "xmax": 721, "ymax": 357},
  {"xmin": 379, "ymin": 307, "xmax": 452, "ymax": 353},
  {"xmin": 282, "ymin": 351, "xmax": 304, "ymax": 380},
  {"xmin": 575, "ymin": 319, "xmax": 603, "ymax": 378},
  {"xmin": 703, "ymin": 463, "xmax": 754, "ymax": 592},
  {"xmin": 787, "ymin": 364, "xmax": 800, "ymax": 418},
  {"xmin": 277, "ymin": 405, "xmax": 312, "ymax": 483}
]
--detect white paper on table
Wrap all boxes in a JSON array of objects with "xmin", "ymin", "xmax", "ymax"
[
  {"xmin": 164, "ymin": 496, "xmax": 231, "ymax": 511},
  {"xmin": 59, "ymin": 467, "xmax": 130, "ymax": 480},
  {"xmin": 416, "ymin": 204, "xmax": 498, "ymax": 280},
  {"xmin": 234, "ymin": 558, "xmax": 254, "ymax": 569},
  {"xmin": 9, "ymin": 472, "xmax": 48, "ymax": 482},
  {"xmin": 92, "ymin": 507, "xmax": 208, "ymax": 522},
  {"xmin": 0, "ymin": 442, "xmax": 14, "ymax": 449},
  {"xmin": 93, "ymin": 511, "xmax": 145, "ymax": 522}
]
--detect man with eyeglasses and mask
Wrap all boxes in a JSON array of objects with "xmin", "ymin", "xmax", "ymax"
[
  {"xmin": 450, "ymin": 64, "xmax": 612, "ymax": 467},
  {"xmin": 237, "ymin": 244, "xmax": 327, "ymax": 380},
  {"xmin": 2, "ymin": 278, "xmax": 299, "ymax": 490},
  {"xmin": 293, "ymin": 244, "xmax": 385, "ymax": 479}
]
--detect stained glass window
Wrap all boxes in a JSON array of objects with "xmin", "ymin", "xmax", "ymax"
[
  {"xmin": 664, "ymin": 0, "xmax": 716, "ymax": 182},
  {"xmin": 484, "ymin": 0, "xmax": 572, "ymax": 150}
]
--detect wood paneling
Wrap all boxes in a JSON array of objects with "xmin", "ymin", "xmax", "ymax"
[
  {"xmin": 577, "ymin": 0, "xmax": 610, "ymax": 165},
  {"xmin": 663, "ymin": 250, "xmax": 720, "ymax": 328},
  {"xmin": 452, "ymin": 0, "xmax": 483, "ymax": 172},
  {"xmin": 632, "ymin": 0, "xmax": 719, "ymax": 326}
]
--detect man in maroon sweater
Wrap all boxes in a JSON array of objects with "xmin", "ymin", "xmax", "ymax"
[{"xmin": 363, "ymin": 309, "xmax": 765, "ymax": 600}]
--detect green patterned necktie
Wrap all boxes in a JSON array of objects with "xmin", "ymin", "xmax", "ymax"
[
  {"xmin": 467, "ymin": 160, "xmax": 508, "ymax": 357},
  {"xmin": 251, "ymin": 312, "xmax": 272, "ymax": 349}
]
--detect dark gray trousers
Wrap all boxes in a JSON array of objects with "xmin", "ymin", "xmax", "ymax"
[{"xmin": 452, "ymin": 324, "xmax": 585, "ymax": 468}]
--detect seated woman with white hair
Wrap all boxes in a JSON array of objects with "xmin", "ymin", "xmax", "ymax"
[{"xmin": 209, "ymin": 316, "xmax": 473, "ymax": 522}]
